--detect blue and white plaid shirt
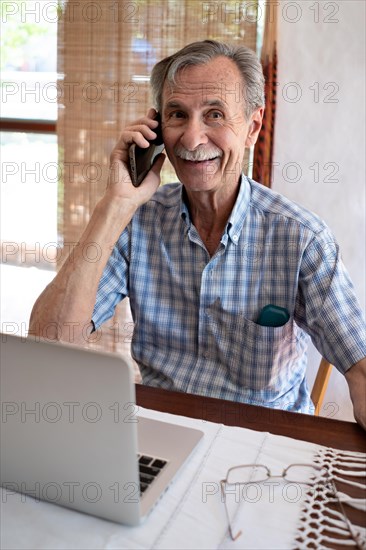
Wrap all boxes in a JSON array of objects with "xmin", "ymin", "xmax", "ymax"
[{"xmin": 92, "ymin": 176, "xmax": 366, "ymax": 413}]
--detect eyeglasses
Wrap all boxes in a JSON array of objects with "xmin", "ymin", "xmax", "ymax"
[{"xmin": 220, "ymin": 463, "xmax": 363, "ymax": 548}]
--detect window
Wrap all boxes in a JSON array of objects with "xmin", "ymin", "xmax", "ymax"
[{"xmin": 1, "ymin": 1, "xmax": 58, "ymax": 334}]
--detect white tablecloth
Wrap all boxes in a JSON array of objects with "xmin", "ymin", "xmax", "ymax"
[{"xmin": 0, "ymin": 407, "xmax": 358, "ymax": 549}]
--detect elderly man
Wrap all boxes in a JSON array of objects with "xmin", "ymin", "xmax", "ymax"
[{"xmin": 30, "ymin": 40, "xmax": 366, "ymax": 427}]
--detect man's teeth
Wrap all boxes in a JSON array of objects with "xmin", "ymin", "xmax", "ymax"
[{"xmin": 189, "ymin": 157, "xmax": 217, "ymax": 162}]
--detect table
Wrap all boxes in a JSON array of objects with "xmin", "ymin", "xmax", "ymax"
[
  {"xmin": 136, "ymin": 385, "xmax": 366, "ymax": 452},
  {"xmin": 2, "ymin": 385, "xmax": 364, "ymax": 548},
  {"xmin": 137, "ymin": 385, "xmax": 366, "ymax": 543}
]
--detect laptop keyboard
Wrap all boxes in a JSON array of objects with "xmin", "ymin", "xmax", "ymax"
[{"xmin": 138, "ymin": 454, "xmax": 168, "ymax": 495}]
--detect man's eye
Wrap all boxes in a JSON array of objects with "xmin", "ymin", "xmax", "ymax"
[
  {"xmin": 207, "ymin": 111, "xmax": 223, "ymax": 119},
  {"xmin": 169, "ymin": 111, "xmax": 185, "ymax": 119}
]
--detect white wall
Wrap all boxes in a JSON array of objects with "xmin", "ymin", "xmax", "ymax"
[{"xmin": 273, "ymin": 0, "xmax": 365, "ymax": 421}]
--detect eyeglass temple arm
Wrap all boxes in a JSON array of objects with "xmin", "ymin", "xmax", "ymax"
[
  {"xmin": 220, "ymin": 480, "xmax": 243, "ymax": 541},
  {"xmin": 328, "ymin": 479, "xmax": 365, "ymax": 550}
]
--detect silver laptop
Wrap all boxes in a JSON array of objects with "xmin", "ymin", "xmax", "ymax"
[{"xmin": 0, "ymin": 334, "xmax": 203, "ymax": 525}]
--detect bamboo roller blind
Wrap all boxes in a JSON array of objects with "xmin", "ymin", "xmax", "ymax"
[{"xmin": 57, "ymin": 0, "xmax": 259, "ymax": 354}]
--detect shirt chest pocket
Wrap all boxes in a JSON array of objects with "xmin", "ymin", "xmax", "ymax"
[{"xmin": 207, "ymin": 310, "xmax": 307, "ymax": 391}]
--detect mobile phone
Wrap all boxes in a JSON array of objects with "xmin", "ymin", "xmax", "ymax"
[
  {"xmin": 128, "ymin": 113, "xmax": 164, "ymax": 187},
  {"xmin": 257, "ymin": 305, "xmax": 290, "ymax": 327}
]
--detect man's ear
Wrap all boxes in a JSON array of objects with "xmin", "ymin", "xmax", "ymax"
[{"xmin": 245, "ymin": 107, "xmax": 264, "ymax": 147}]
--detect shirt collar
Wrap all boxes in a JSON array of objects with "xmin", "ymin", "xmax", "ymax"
[
  {"xmin": 179, "ymin": 174, "xmax": 251, "ymax": 243},
  {"xmin": 226, "ymin": 174, "xmax": 251, "ymax": 245}
]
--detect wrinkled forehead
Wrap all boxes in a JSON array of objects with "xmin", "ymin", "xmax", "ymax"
[{"xmin": 162, "ymin": 60, "xmax": 247, "ymax": 109}]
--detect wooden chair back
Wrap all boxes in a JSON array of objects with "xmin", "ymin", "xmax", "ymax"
[{"xmin": 311, "ymin": 358, "xmax": 333, "ymax": 416}]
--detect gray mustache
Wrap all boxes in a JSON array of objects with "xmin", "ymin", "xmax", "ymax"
[{"xmin": 174, "ymin": 145, "xmax": 223, "ymax": 162}]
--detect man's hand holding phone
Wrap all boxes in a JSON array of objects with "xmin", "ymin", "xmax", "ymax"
[
  {"xmin": 129, "ymin": 111, "xmax": 164, "ymax": 186},
  {"xmin": 105, "ymin": 108, "xmax": 165, "ymax": 208}
]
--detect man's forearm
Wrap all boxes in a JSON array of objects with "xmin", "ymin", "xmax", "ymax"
[
  {"xmin": 29, "ymin": 109, "xmax": 165, "ymax": 345},
  {"xmin": 345, "ymin": 357, "xmax": 366, "ymax": 430},
  {"xmin": 29, "ymin": 197, "xmax": 137, "ymax": 345}
]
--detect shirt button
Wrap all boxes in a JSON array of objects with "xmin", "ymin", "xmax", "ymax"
[{"xmin": 232, "ymin": 234, "xmax": 239, "ymax": 242}]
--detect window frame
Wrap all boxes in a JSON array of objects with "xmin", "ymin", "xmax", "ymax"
[{"xmin": 0, "ymin": 119, "xmax": 56, "ymax": 133}]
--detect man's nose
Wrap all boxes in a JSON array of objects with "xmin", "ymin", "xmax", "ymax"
[{"xmin": 179, "ymin": 116, "xmax": 209, "ymax": 151}]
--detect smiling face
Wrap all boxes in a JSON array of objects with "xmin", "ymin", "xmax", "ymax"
[{"xmin": 161, "ymin": 56, "xmax": 263, "ymax": 198}]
